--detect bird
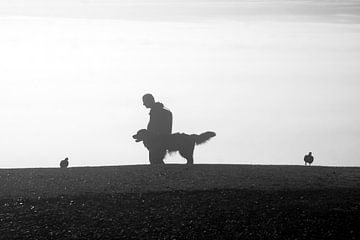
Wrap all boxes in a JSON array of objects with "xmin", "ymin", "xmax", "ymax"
[
  {"xmin": 304, "ymin": 152, "xmax": 314, "ymax": 166},
  {"xmin": 60, "ymin": 157, "xmax": 69, "ymax": 168}
]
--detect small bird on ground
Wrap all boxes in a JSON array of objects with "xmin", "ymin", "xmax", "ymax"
[
  {"xmin": 60, "ymin": 157, "xmax": 69, "ymax": 168},
  {"xmin": 304, "ymin": 152, "xmax": 314, "ymax": 166}
]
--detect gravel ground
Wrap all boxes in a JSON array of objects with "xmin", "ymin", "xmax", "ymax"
[
  {"xmin": 0, "ymin": 189, "xmax": 360, "ymax": 239},
  {"xmin": 0, "ymin": 165, "xmax": 359, "ymax": 239}
]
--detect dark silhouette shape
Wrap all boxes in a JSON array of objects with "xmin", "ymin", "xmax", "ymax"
[
  {"xmin": 142, "ymin": 94, "xmax": 173, "ymax": 164},
  {"xmin": 304, "ymin": 152, "xmax": 314, "ymax": 166},
  {"xmin": 143, "ymin": 94, "xmax": 173, "ymax": 134},
  {"xmin": 133, "ymin": 129, "xmax": 216, "ymax": 164},
  {"xmin": 60, "ymin": 157, "xmax": 69, "ymax": 168}
]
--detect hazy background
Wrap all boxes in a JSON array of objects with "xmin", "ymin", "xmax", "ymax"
[{"xmin": 1, "ymin": 0, "xmax": 360, "ymax": 168}]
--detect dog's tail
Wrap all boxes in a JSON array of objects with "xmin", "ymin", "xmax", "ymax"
[{"xmin": 193, "ymin": 131, "xmax": 216, "ymax": 145}]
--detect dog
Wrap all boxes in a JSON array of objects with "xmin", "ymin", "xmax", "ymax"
[{"xmin": 133, "ymin": 129, "xmax": 216, "ymax": 164}]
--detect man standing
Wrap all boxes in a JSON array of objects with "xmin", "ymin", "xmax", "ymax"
[{"xmin": 142, "ymin": 94, "xmax": 173, "ymax": 164}]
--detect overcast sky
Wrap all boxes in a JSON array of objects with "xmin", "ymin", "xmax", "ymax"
[{"xmin": 1, "ymin": 0, "xmax": 360, "ymax": 168}]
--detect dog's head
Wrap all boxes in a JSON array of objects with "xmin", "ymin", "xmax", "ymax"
[{"xmin": 132, "ymin": 129, "xmax": 148, "ymax": 142}]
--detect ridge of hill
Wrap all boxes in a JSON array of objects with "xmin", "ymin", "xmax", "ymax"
[{"xmin": 1, "ymin": 164, "xmax": 359, "ymax": 199}]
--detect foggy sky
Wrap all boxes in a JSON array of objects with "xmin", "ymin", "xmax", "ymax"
[{"xmin": 1, "ymin": 0, "xmax": 360, "ymax": 168}]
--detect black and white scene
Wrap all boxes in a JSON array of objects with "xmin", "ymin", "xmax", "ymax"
[{"xmin": 1, "ymin": 0, "xmax": 360, "ymax": 239}]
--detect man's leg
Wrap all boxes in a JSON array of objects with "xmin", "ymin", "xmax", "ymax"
[{"xmin": 149, "ymin": 148, "xmax": 166, "ymax": 164}]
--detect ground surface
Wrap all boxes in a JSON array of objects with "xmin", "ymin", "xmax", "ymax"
[{"xmin": 0, "ymin": 164, "xmax": 360, "ymax": 239}]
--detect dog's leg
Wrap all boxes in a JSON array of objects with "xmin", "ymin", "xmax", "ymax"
[
  {"xmin": 179, "ymin": 143, "xmax": 195, "ymax": 165},
  {"xmin": 179, "ymin": 151, "xmax": 191, "ymax": 164},
  {"xmin": 158, "ymin": 148, "xmax": 166, "ymax": 164},
  {"xmin": 186, "ymin": 156, "xmax": 194, "ymax": 165},
  {"xmin": 148, "ymin": 150, "xmax": 156, "ymax": 165},
  {"xmin": 187, "ymin": 142, "xmax": 195, "ymax": 165}
]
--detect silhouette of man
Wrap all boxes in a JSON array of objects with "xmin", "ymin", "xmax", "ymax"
[
  {"xmin": 142, "ymin": 94, "xmax": 172, "ymax": 164},
  {"xmin": 304, "ymin": 152, "xmax": 314, "ymax": 166}
]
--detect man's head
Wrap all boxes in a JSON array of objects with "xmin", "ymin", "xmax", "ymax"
[{"xmin": 142, "ymin": 93, "xmax": 155, "ymax": 108}]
